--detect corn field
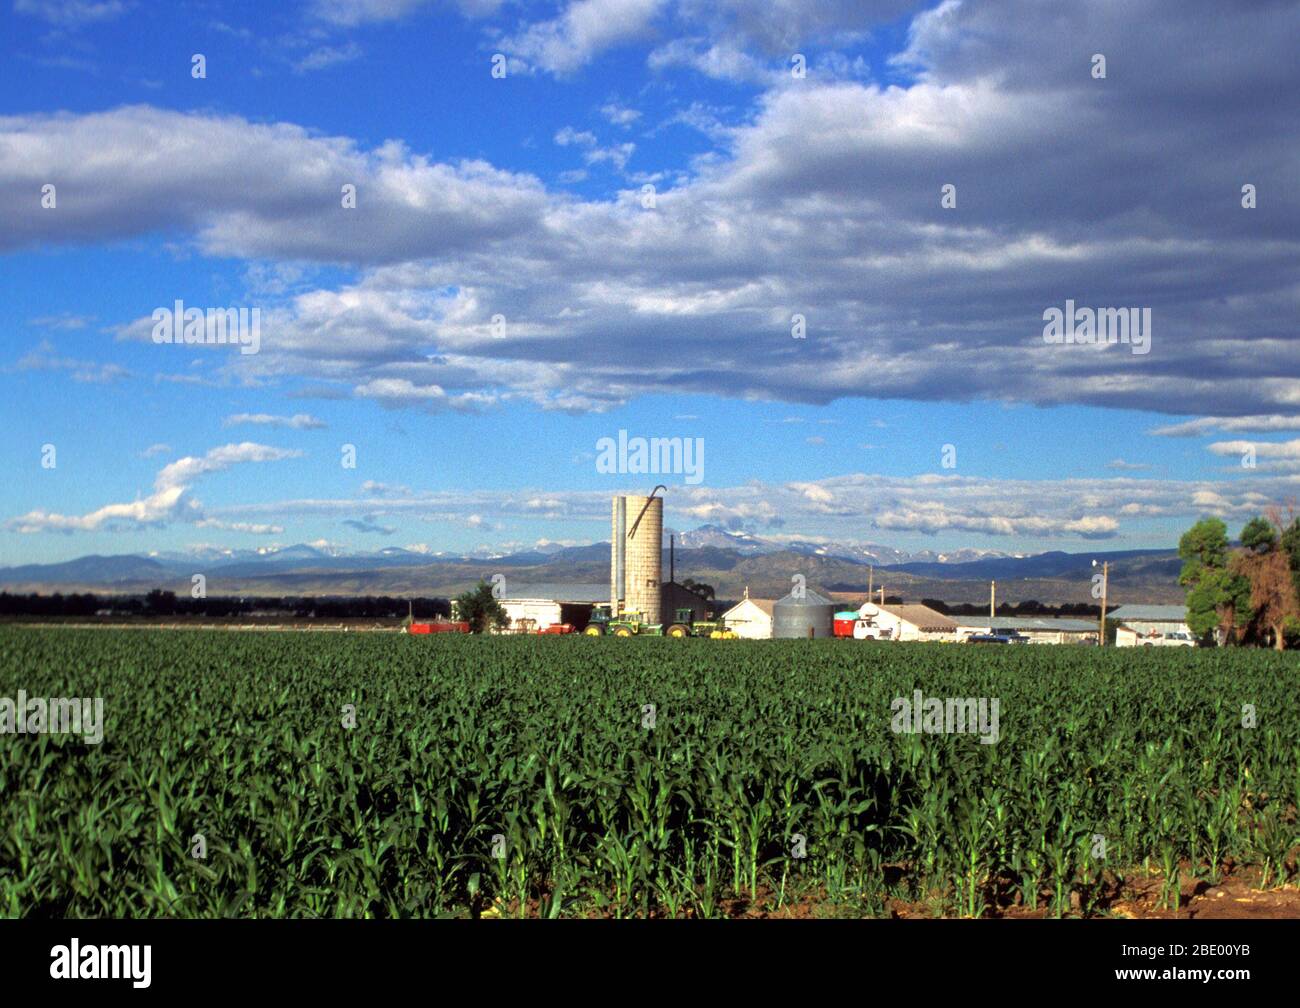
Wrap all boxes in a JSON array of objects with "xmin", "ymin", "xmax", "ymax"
[{"xmin": 1, "ymin": 627, "xmax": 1296, "ymax": 918}]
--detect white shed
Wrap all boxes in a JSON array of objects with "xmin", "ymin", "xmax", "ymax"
[
  {"xmin": 721, "ymin": 592, "xmax": 775, "ymax": 639},
  {"xmin": 858, "ymin": 602, "xmax": 957, "ymax": 641}
]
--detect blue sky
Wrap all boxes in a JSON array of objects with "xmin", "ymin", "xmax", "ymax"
[{"xmin": 2, "ymin": 0, "xmax": 1299, "ymax": 565}]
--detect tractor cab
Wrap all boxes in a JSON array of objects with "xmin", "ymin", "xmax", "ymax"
[
  {"xmin": 666, "ymin": 607, "xmax": 733, "ymax": 638},
  {"xmin": 584, "ymin": 604, "xmax": 613, "ymax": 636}
]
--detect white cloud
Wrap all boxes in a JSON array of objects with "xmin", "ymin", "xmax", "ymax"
[
  {"xmin": 2, "ymin": 0, "xmax": 1298, "ymax": 423},
  {"xmin": 293, "ymin": 43, "xmax": 363, "ymax": 73},
  {"xmin": 14, "ymin": 341, "xmax": 129, "ymax": 383},
  {"xmin": 1207, "ymin": 439, "xmax": 1300, "ymax": 460},
  {"xmin": 502, "ymin": 0, "xmax": 667, "ymax": 75},
  {"xmin": 1151, "ymin": 416, "xmax": 1300, "ymax": 437},
  {"xmin": 600, "ymin": 103, "xmax": 642, "ymax": 127},
  {"xmin": 224, "ymin": 412, "xmax": 327, "ymax": 430},
  {"xmin": 14, "ymin": 0, "xmax": 127, "ymax": 27},
  {"xmin": 7, "ymin": 443, "xmax": 301, "ymax": 533}
]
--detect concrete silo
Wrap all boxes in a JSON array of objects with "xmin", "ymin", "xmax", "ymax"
[
  {"xmin": 611, "ymin": 491, "xmax": 663, "ymax": 624},
  {"xmin": 773, "ymin": 587, "xmax": 836, "ymax": 638}
]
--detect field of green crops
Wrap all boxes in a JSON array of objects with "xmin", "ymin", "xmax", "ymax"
[{"xmin": 1, "ymin": 626, "xmax": 1296, "ymax": 918}]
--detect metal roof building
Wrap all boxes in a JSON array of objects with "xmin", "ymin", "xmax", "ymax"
[
  {"xmin": 955, "ymin": 616, "xmax": 1099, "ymax": 644},
  {"xmin": 1107, "ymin": 605, "xmax": 1188, "ymax": 623}
]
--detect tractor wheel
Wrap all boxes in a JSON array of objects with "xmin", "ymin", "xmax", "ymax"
[
  {"xmin": 667, "ymin": 624, "xmax": 690, "ymax": 638},
  {"xmin": 614, "ymin": 626, "xmax": 633, "ymax": 637},
  {"xmin": 584, "ymin": 625, "xmax": 603, "ymax": 636}
]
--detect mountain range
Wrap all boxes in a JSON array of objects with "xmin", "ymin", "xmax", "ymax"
[{"xmin": 0, "ymin": 525, "xmax": 1184, "ymax": 605}]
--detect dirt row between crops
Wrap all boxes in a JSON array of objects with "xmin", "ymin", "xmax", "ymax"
[{"xmin": 476, "ymin": 859, "xmax": 1300, "ymax": 919}]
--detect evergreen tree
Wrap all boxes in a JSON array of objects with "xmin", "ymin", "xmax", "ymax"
[{"xmin": 454, "ymin": 580, "xmax": 510, "ymax": 634}]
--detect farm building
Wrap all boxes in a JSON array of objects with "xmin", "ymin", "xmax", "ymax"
[
  {"xmin": 496, "ymin": 583, "xmax": 608, "ymax": 632},
  {"xmin": 498, "ymin": 581, "xmax": 715, "ymax": 632},
  {"xmin": 858, "ymin": 602, "xmax": 957, "ymax": 641},
  {"xmin": 955, "ymin": 616, "xmax": 1099, "ymax": 644},
  {"xmin": 662, "ymin": 581, "xmax": 715, "ymax": 622},
  {"xmin": 1110, "ymin": 604, "xmax": 1194, "ymax": 646},
  {"xmin": 720, "ymin": 590, "xmax": 776, "ymax": 639}
]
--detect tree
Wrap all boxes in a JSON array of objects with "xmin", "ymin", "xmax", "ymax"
[
  {"xmin": 454, "ymin": 580, "xmax": 509, "ymax": 634},
  {"xmin": 1279, "ymin": 517, "xmax": 1300, "ymax": 598},
  {"xmin": 1178, "ymin": 518, "xmax": 1248, "ymax": 643},
  {"xmin": 1178, "ymin": 517, "xmax": 1229, "ymax": 578},
  {"xmin": 144, "ymin": 589, "xmax": 178, "ymax": 615},
  {"xmin": 1186, "ymin": 568, "xmax": 1251, "ymax": 644},
  {"xmin": 680, "ymin": 578, "xmax": 715, "ymax": 600},
  {"xmin": 1240, "ymin": 516, "xmax": 1277, "ymax": 554},
  {"xmin": 1232, "ymin": 547, "xmax": 1296, "ymax": 650}
]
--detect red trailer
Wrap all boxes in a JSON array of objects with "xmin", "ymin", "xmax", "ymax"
[{"xmin": 409, "ymin": 621, "xmax": 470, "ymax": 634}]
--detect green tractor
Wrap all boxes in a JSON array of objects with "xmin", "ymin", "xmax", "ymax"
[
  {"xmin": 665, "ymin": 607, "xmax": 735, "ymax": 639},
  {"xmin": 584, "ymin": 605, "xmax": 664, "ymax": 637}
]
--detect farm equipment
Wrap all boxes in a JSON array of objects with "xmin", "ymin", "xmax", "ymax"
[
  {"xmin": 583, "ymin": 605, "xmax": 663, "ymax": 636},
  {"xmin": 539, "ymin": 623, "xmax": 575, "ymax": 635},
  {"xmin": 665, "ymin": 607, "xmax": 735, "ymax": 638},
  {"xmin": 407, "ymin": 620, "xmax": 469, "ymax": 634}
]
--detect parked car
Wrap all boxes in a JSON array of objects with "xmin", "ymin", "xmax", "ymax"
[{"xmin": 966, "ymin": 632, "xmax": 1029, "ymax": 644}]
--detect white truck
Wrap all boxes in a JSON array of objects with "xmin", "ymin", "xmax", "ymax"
[{"xmin": 1136, "ymin": 629, "xmax": 1196, "ymax": 647}]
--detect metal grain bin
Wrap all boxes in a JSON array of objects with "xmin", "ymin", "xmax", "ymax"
[{"xmin": 773, "ymin": 588, "xmax": 836, "ymax": 638}]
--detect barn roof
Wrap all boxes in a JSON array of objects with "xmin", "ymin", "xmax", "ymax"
[
  {"xmin": 1107, "ymin": 604, "xmax": 1187, "ymax": 622},
  {"xmin": 721, "ymin": 598, "xmax": 775, "ymax": 618},
  {"xmin": 958, "ymin": 616, "xmax": 1098, "ymax": 632},
  {"xmin": 499, "ymin": 583, "xmax": 609, "ymax": 603},
  {"xmin": 869, "ymin": 603, "xmax": 957, "ymax": 631}
]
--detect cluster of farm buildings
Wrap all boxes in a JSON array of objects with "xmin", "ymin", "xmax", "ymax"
[
  {"xmin": 494, "ymin": 581, "xmax": 1192, "ymax": 646},
  {"xmin": 489, "ymin": 495, "xmax": 1194, "ymax": 645}
]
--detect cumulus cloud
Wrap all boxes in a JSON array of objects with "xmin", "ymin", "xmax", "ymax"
[
  {"xmin": 501, "ymin": 0, "xmax": 668, "ymax": 75},
  {"xmin": 7, "ymin": 442, "xmax": 300, "ymax": 533},
  {"xmin": 205, "ymin": 465, "xmax": 1298, "ymax": 548},
  {"xmin": 2, "ymin": 1, "xmax": 1298, "ymax": 423},
  {"xmin": 600, "ymin": 102, "xmax": 642, "ymax": 127}
]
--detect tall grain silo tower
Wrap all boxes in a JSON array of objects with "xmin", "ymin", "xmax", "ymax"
[{"xmin": 611, "ymin": 488, "xmax": 664, "ymax": 623}]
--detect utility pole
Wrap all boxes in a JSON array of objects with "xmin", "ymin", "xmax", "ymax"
[
  {"xmin": 990, "ymin": 580, "xmax": 996, "ymax": 621},
  {"xmin": 1097, "ymin": 561, "xmax": 1109, "ymax": 646},
  {"xmin": 879, "ymin": 586, "xmax": 885, "ymax": 605},
  {"xmin": 868, "ymin": 565, "xmax": 873, "ymax": 598}
]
